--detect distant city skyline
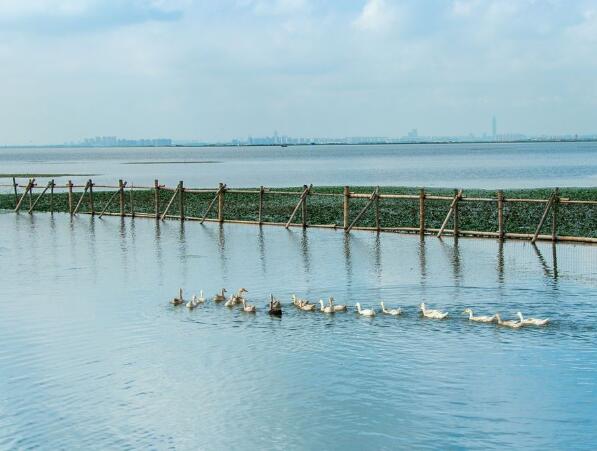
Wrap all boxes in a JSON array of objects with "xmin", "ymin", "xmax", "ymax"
[
  {"xmin": 29, "ymin": 115, "xmax": 597, "ymax": 147},
  {"xmin": 1, "ymin": 1, "xmax": 597, "ymax": 145},
  {"xmin": 39, "ymin": 125, "xmax": 597, "ymax": 148}
]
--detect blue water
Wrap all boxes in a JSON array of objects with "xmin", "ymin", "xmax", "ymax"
[
  {"xmin": 1, "ymin": 141, "xmax": 596, "ymax": 189},
  {"xmin": 0, "ymin": 212, "xmax": 596, "ymax": 449}
]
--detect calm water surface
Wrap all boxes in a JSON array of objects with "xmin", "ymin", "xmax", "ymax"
[
  {"xmin": 1, "ymin": 141, "xmax": 596, "ymax": 188},
  {"xmin": 0, "ymin": 212, "xmax": 596, "ymax": 449}
]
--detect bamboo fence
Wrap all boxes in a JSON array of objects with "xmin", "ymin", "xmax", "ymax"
[{"xmin": 2, "ymin": 178, "xmax": 597, "ymax": 244}]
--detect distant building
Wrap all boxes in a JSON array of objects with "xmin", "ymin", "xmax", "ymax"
[{"xmin": 79, "ymin": 136, "xmax": 172, "ymax": 147}]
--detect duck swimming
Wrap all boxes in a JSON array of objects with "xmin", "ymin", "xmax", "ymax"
[
  {"xmin": 292, "ymin": 294, "xmax": 307, "ymax": 307},
  {"xmin": 355, "ymin": 303, "xmax": 376, "ymax": 317},
  {"xmin": 462, "ymin": 308, "xmax": 496, "ymax": 323},
  {"xmin": 242, "ymin": 298, "xmax": 256, "ymax": 313},
  {"xmin": 380, "ymin": 302, "xmax": 401, "ymax": 316},
  {"xmin": 170, "ymin": 288, "xmax": 184, "ymax": 306},
  {"xmin": 213, "ymin": 288, "xmax": 227, "ymax": 303},
  {"xmin": 299, "ymin": 302, "xmax": 316, "ymax": 311},
  {"xmin": 186, "ymin": 295, "xmax": 199, "ymax": 309},
  {"xmin": 495, "ymin": 313, "xmax": 524, "ymax": 329},
  {"xmin": 328, "ymin": 297, "xmax": 347, "ymax": 312},
  {"xmin": 268, "ymin": 294, "xmax": 282, "ymax": 316},
  {"xmin": 319, "ymin": 300, "xmax": 335, "ymax": 313},
  {"xmin": 196, "ymin": 290, "xmax": 206, "ymax": 304},
  {"xmin": 517, "ymin": 312, "xmax": 549, "ymax": 326},
  {"xmin": 420, "ymin": 303, "xmax": 448, "ymax": 319}
]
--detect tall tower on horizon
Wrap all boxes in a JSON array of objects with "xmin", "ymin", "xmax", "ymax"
[{"xmin": 492, "ymin": 116, "xmax": 497, "ymax": 139}]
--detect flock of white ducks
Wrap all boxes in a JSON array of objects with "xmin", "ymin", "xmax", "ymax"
[{"xmin": 170, "ymin": 288, "xmax": 550, "ymax": 328}]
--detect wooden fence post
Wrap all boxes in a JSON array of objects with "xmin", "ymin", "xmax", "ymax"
[
  {"xmin": 73, "ymin": 180, "xmax": 90, "ymax": 215},
  {"xmin": 375, "ymin": 187, "xmax": 380, "ymax": 231},
  {"xmin": 419, "ymin": 188, "xmax": 426, "ymax": 236},
  {"xmin": 552, "ymin": 187, "xmax": 559, "ymax": 242},
  {"xmin": 160, "ymin": 184, "xmax": 180, "ymax": 221},
  {"xmin": 301, "ymin": 184, "xmax": 308, "ymax": 228},
  {"xmin": 67, "ymin": 180, "xmax": 74, "ymax": 216},
  {"xmin": 12, "ymin": 177, "xmax": 18, "ymax": 204},
  {"xmin": 217, "ymin": 182, "xmax": 224, "ymax": 223},
  {"xmin": 497, "ymin": 190, "xmax": 504, "ymax": 240},
  {"xmin": 28, "ymin": 180, "xmax": 33, "ymax": 210},
  {"xmin": 118, "ymin": 179, "xmax": 125, "ymax": 217},
  {"xmin": 29, "ymin": 180, "xmax": 52, "ymax": 214},
  {"xmin": 154, "ymin": 179, "xmax": 160, "ymax": 220},
  {"xmin": 14, "ymin": 179, "xmax": 34, "ymax": 213},
  {"xmin": 343, "ymin": 186, "xmax": 350, "ymax": 230},
  {"xmin": 453, "ymin": 189, "xmax": 460, "ymax": 237},
  {"xmin": 50, "ymin": 179, "xmax": 55, "ymax": 213},
  {"xmin": 258, "ymin": 186, "xmax": 264, "ymax": 224},
  {"xmin": 346, "ymin": 188, "xmax": 377, "ymax": 233},
  {"xmin": 531, "ymin": 192, "xmax": 556, "ymax": 244},
  {"xmin": 179, "ymin": 181, "xmax": 185, "ymax": 221},
  {"xmin": 130, "ymin": 184, "xmax": 135, "ymax": 218},
  {"xmin": 88, "ymin": 179, "xmax": 95, "ymax": 215},
  {"xmin": 437, "ymin": 189, "xmax": 462, "ymax": 238}
]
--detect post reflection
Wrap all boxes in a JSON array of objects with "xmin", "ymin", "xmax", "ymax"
[
  {"xmin": 552, "ymin": 243, "xmax": 559, "ymax": 279},
  {"xmin": 257, "ymin": 226, "xmax": 267, "ymax": 275},
  {"xmin": 497, "ymin": 240, "xmax": 505, "ymax": 285},
  {"xmin": 532, "ymin": 243, "xmax": 558, "ymax": 281},
  {"xmin": 118, "ymin": 217, "xmax": 129, "ymax": 281},
  {"xmin": 418, "ymin": 238, "xmax": 427, "ymax": 287},
  {"xmin": 299, "ymin": 228, "xmax": 311, "ymax": 276},
  {"xmin": 201, "ymin": 223, "xmax": 228, "ymax": 278},
  {"xmin": 343, "ymin": 233, "xmax": 352, "ymax": 288},
  {"xmin": 154, "ymin": 221, "xmax": 164, "ymax": 286},
  {"xmin": 438, "ymin": 237, "xmax": 462, "ymax": 285},
  {"xmin": 217, "ymin": 223, "xmax": 228, "ymax": 278},
  {"xmin": 373, "ymin": 233, "xmax": 382, "ymax": 283},
  {"xmin": 177, "ymin": 221, "xmax": 188, "ymax": 281},
  {"xmin": 87, "ymin": 216, "xmax": 97, "ymax": 283}
]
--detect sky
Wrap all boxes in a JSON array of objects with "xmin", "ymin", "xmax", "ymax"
[{"xmin": 0, "ymin": 0, "xmax": 596, "ymax": 144}]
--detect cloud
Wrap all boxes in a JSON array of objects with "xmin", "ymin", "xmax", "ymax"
[
  {"xmin": 353, "ymin": 0, "xmax": 397, "ymax": 32},
  {"xmin": 569, "ymin": 8, "xmax": 597, "ymax": 41},
  {"xmin": 241, "ymin": 0, "xmax": 309, "ymax": 16},
  {"xmin": 0, "ymin": 0, "xmax": 183, "ymax": 33}
]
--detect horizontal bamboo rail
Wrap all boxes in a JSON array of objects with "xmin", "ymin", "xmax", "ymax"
[{"xmin": 4, "ymin": 178, "xmax": 597, "ymax": 244}]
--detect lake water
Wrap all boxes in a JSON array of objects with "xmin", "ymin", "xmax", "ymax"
[
  {"xmin": 1, "ymin": 212, "xmax": 596, "ymax": 449},
  {"xmin": 1, "ymin": 141, "xmax": 597, "ymax": 189}
]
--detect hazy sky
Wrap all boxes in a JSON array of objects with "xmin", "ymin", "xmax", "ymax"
[{"xmin": 1, "ymin": 0, "xmax": 596, "ymax": 144}]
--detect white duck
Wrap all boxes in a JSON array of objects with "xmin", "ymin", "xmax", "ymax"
[
  {"xmin": 299, "ymin": 302, "xmax": 316, "ymax": 312},
  {"xmin": 355, "ymin": 303, "xmax": 376, "ymax": 317},
  {"xmin": 292, "ymin": 294, "xmax": 307, "ymax": 307},
  {"xmin": 212, "ymin": 288, "xmax": 227, "ymax": 302},
  {"xmin": 319, "ymin": 300, "xmax": 335, "ymax": 313},
  {"xmin": 328, "ymin": 297, "xmax": 347, "ymax": 312},
  {"xmin": 380, "ymin": 302, "xmax": 402, "ymax": 316},
  {"xmin": 495, "ymin": 313, "xmax": 524, "ymax": 329},
  {"xmin": 517, "ymin": 312, "xmax": 549, "ymax": 326},
  {"xmin": 463, "ymin": 308, "xmax": 496, "ymax": 323},
  {"xmin": 170, "ymin": 288, "xmax": 184, "ymax": 306},
  {"xmin": 225, "ymin": 288, "xmax": 247, "ymax": 307},
  {"xmin": 420, "ymin": 303, "xmax": 448, "ymax": 319},
  {"xmin": 242, "ymin": 298, "xmax": 256, "ymax": 313},
  {"xmin": 186, "ymin": 295, "xmax": 199, "ymax": 309},
  {"xmin": 196, "ymin": 290, "xmax": 206, "ymax": 304}
]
